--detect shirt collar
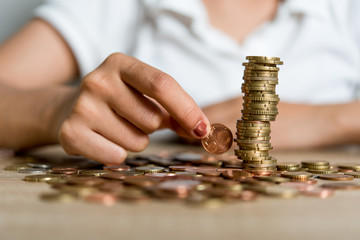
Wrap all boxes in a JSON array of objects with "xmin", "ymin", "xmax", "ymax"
[
  {"xmin": 285, "ymin": 0, "xmax": 328, "ymax": 19},
  {"xmin": 142, "ymin": 0, "xmax": 202, "ymax": 19}
]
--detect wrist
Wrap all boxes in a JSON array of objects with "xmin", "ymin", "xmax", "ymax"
[{"xmin": 46, "ymin": 86, "xmax": 77, "ymax": 144}]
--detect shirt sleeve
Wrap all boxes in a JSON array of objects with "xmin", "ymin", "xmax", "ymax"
[{"xmin": 34, "ymin": 0, "xmax": 140, "ymax": 77}]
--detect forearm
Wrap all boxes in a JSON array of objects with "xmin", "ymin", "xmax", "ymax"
[
  {"xmin": 0, "ymin": 83, "xmax": 76, "ymax": 149},
  {"xmin": 271, "ymin": 101, "xmax": 360, "ymax": 149},
  {"xmin": 202, "ymin": 96, "xmax": 360, "ymax": 149}
]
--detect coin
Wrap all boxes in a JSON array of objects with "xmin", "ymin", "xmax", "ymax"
[
  {"xmin": 338, "ymin": 163, "xmax": 360, "ymax": 171},
  {"xmin": 343, "ymin": 172, "xmax": 360, "ymax": 178},
  {"xmin": 302, "ymin": 188, "xmax": 335, "ymax": 198},
  {"xmin": 103, "ymin": 165, "xmax": 131, "ymax": 172},
  {"xmin": 135, "ymin": 166, "xmax": 165, "ymax": 173},
  {"xmin": 318, "ymin": 174, "xmax": 354, "ymax": 181},
  {"xmin": 50, "ymin": 167, "xmax": 78, "ymax": 175},
  {"xmin": 246, "ymin": 56, "xmax": 281, "ymax": 62},
  {"xmin": 281, "ymin": 171, "xmax": 313, "ymax": 180},
  {"xmin": 308, "ymin": 169, "xmax": 337, "ymax": 174},
  {"xmin": 201, "ymin": 123, "xmax": 233, "ymax": 155},
  {"xmin": 18, "ymin": 168, "xmax": 47, "ymax": 174},
  {"xmin": 301, "ymin": 161, "xmax": 330, "ymax": 167},
  {"xmin": 84, "ymin": 192, "xmax": 117, "ymax": 206},
  {"xmin": 321, "ymin": 182, "xmax": 360, "ymax": 190}
]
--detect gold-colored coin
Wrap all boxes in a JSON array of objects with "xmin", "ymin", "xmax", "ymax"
[
  {"xmin": 306, "ymin": 165, "xmax": 332, "ymax": 170},
  {"xmin": 301, "ymin": 161, "xmax": 330, "ymax": 167},
  {"xmin": 236, "ymin": 132, "xmax": 270, "ymax": 138},
  {"xmin": 246, "ymin": 56, "xmax": 281, "ymax": 62},
  {"xmin": 281, "ymin": 171, "xmax": 313, "ymax": 180},
  {"xmin": 244, "ymin": 80, "xmax": 279, "ymax": 85},
  {"xmin": 243, "ymin": 159, "xmax": 277, "ymax": 164},
  {"xmin": 242, "ymin": 64, "xmax": 279, "ymax": 71},
  {"xmin": 338, "ymin": 163, "xmax": 360, "ymax": 171},
  {"xmin": 243, "ymin": 96, "xmax": 280, "ymax": 102},
  {"xmin": 24, "ymin": 174, "xmax": 63, "ymax": 183},
  {"xmin": 255, "ymin": 176, "xmax": 290, "ymax": 183},
  {"xmin": 242, "ymin": 109, "xmax": 278, "ymax": 115},
  {"xmin": 244, "ymin": 71, "xmax": 279, "ymax": 77},
  {"xmin": 248, "ymin": 59, "xmax": 283, "ymax": 65},
  {"xmin": 243, "ymin": 76, "xmax": 279, "ymax": 81},
  {"xmin": 344, "ymin": 172, "xmax": 360, "ymax": 178},
  {"xmin": 308, "ymin": 169, "xmax": 337, "ymax": 174},
  {"xmin": 242, "ymin": 102, "xmax": 278, "ymax": 109}
]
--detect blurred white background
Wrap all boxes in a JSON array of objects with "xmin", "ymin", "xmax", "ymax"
[{"xmin": 0, "ymin": 0, "xmax": 42, "ymax": 43}]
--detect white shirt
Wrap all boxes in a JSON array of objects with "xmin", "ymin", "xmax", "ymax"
[{"xmin": 35, "ymin": 0, "xmax": 360, "ymax": 106}]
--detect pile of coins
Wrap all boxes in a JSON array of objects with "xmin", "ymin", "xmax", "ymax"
[
  {"xmin": 235, "ymin": 56, "xmax": 283, "ymax": 175},
  {"xmin": 4, "ymin": 154, "xmax": 360, "ymax": 206}
]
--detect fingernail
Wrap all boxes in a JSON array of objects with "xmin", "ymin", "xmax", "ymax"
[{"xmin": 192, "ymin": 120, "xmax": 207, "ymax": 138}]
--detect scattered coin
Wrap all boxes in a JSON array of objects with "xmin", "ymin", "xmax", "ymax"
[
  {"xmin": 281, "ymin": 171, "xmax": 313, "ymax": 180},
  {"xmin": 338, "ymin": 163, "xmax": 360, "ymax": 171},
  {"xmin": 321, "ymin": 182, "xmax": 360, "ymax": 190},
  {"xmin": 135, "ymin": 166, "xmax": 165, "ymax": 173},
  {"xmin": 103, "ymin": 165, "xmax": 130, "ymax": 172},
  {"xmin": 343, "ymin": 172, "xmax": 360, "ymax": 178},
  {"xmin": 18, "ymin": 168, "xmax": 47, "ymax": 174},
  {"xmin": 84, "ymin": 192, "xmax": 117, "ymax": 206},
  {"xmin": 302, "ymin": 188, "xmax": 335, "ymax": 198},
  {"xmin": 318, "ymin": 174, "xmax": 354, "ymax": 181},
  {"xmin": 50, "ymin": 167, "xmax": 78, "ymax": 175}
]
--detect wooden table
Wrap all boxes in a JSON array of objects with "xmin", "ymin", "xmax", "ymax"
[{"xmin": 1, "ymin": 142, "xmax": 360, "ymax": 240}]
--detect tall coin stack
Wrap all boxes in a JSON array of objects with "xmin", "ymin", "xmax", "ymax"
[{"xmin": 235, "ymin": 56, "xmax": 283, "ymax": 176}]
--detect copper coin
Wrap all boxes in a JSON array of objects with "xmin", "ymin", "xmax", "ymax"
[
  {"xmin": 103, "ymin": 165, "xmax": 130, "ymax": 172},
  {"xmin": 101, "ymin": 171, "xmax": 141, "ymax": 181},
  {"xmin": 145, "ymin": 172, "xmax": 177, "ymax": 178},
  {"xmin": 66, "ymin": 176, "xmax": 105, "ymax": 187},
  {"xmin": 84, "ymin": 192, "xmax": 117, "ymax": 206},
  {"xmin": 318, "ymin": 174, "xmax": 354, "ymax": 181},
  {"xmin": 291, "ymin": 179, "xmax": 318, "ymax": 185},
  {"xmin": 280, "ymin": 182, "xmax": 315, "ymax": 192},
  {"xmin": 246, "ymin": 169, "xmax": 274, "ymax": 176},
  {"xmin": 157, "ymin": 180, "xmax": 201, "ymax": 198},
  {"xmin": 201, "ymin": 123, "xmax": 233, "ymax": 155},
  {"xmin": 123, "ymin": 176, "xmax": 160, "ymax": 187},
  {"xmin": 321, "ymin": 182, "xmax": 360, "ymax": 190},
  {"xmin": 169, "ymin": 166, "xmax": 197, "ymax": 171},
  {"xmin": 222, "ymin": 169, "xmax": 252, "ymax": 180},
  {"xmin": 196, "ymin": 169, "xmax": 221, "ymax": 177},
  {"xmin": 337, "ymin": 169, "xmax": 354, "ymax": 173},
  {"xmin": 99, "ymin": 181, "xmax": 124, "ymax": 192},
  {"xmin": 302, "ymin": 188, "xmax": 335, "ymax": 198},
  {"xmin": 50, "ymin": 167, "xmax": 78, "ymax": 175},
  {"xmin": 239, "ymin": 190, "xmax": 258, "ymax": 201}
]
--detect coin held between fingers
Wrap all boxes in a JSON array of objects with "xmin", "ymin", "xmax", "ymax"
[{"xmin": 192, "ymin": 120, "xmax": 208, "ymax": 138}]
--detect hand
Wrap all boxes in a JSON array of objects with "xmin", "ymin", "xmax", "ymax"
[{"xmin": 58, "ymin": 53, "xmax": 210, "ymax": 164}]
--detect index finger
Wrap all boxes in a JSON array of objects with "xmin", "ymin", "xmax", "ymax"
[{"xmin": 111, "ymin": 54, "xmax": 210, "ymax": 139}]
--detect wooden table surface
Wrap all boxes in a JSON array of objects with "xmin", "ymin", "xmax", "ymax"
[{"xmin": 1, "ymin": 142, "xmax": 360, "ymax": 240}]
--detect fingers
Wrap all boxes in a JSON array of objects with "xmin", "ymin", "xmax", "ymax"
[
  {"xmin": 91, "ymin": 102, "xmax": 150, "ymax": 152},
  {"xmin": 59, "ymin": 120, "xmax": 128, "ymax": 165},
  {"xmin": 70, "ymin": 94, "xmax": 150, "ymax": 153},
  {"xmin": 108, "ymin": 80, "xmax": 163, "ymax": 134},
  {"xmin": 82, "ymin": 68, "xmax": 164, "ymax": 135},
  {"xmin": 107, "ymin": 53, "xmax": 210, "ymax": 139}
]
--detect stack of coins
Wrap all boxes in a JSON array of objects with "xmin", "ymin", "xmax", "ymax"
[{"xmin": 235, "ymin": 56, "xmax": 283, "ymax": 176}]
